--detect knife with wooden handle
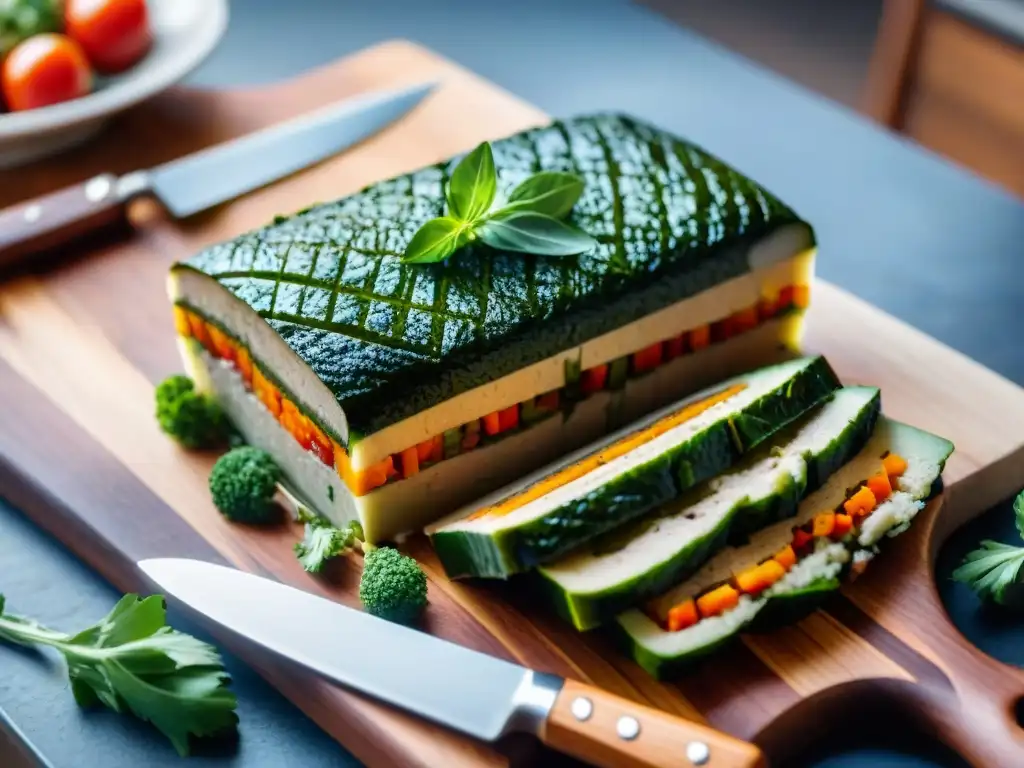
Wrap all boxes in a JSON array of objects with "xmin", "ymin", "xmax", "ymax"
[
  {"xmin": 0, "ymin": 81, "xmax": 436, "ymax": 269},
  {"xmin": 140, "ymin": 558, "xmax": 766, "ymax": 768}
]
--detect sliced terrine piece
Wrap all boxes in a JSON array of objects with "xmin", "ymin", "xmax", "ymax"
[
  {"xmin": 169, "ymin": 113, "xmax": 817, "ymax": 543},
  {"xmin": 538, "ymin": 386, "xmax": 880, "ymax": 630},
  {"xmin": 427, "ymin": 357, "xmax": 840, "ymax": 578},
  {"xmin": 615, "ymin": 417, "xmax": 954, "ymax": 679}
]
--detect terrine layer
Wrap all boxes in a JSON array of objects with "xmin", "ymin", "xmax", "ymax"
[{"xmin": 170, "ymin": 113, "xmax": 814, "ymax": 451}]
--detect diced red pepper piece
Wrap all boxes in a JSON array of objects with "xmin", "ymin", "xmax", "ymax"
[
  {"xmin": 498, "ymin": 404, "xmax": 520, "ymax": 432},
  {"xmin": 732, "ymin": 306, "xmax": 759, "ymax": 334},
  {"xmin": 631, "ymin": 342, "xmax": 664, "ymax": 375},
  {"xmin": 416, "ymin": 437, "xmax": 435, "ymax": 463},
  {"xmin": 462, "ymin": 430, "xmax": 481, "ymax": 450},
  {"xmin": 663, "ymin": 335, "xmax": 686, "ymax": 361},
  {"xmin": 710, "ymin": 318, "xmax": 733, "ymax": 344},
  {"xmin": 536, "ymin": 391, "xmax": 560, "ymax": 411},
  {"xmin": 309, "ymin": 425, "xmax": 334, "ymax": 467},
  {"xmin": 482, "ymin": 411, "xmax": 501, "ymax": 436},
  {"xmin": 777, "ymin": 285, "xmax": 796, "ymax": 311},
  {"xmin": 580, "ymin": 364, "xmax": 609, "ymax": 395},
  {"xmin": 757, "ymin": 296, "xmax": 778, "ymax": 321},
  {"xmin": 792, "ymin": 527, "xmax": 814, "ymax": 552},
  {"xmin": 667, "ymin": 599, "xmax": 699, "ymax": 632}
]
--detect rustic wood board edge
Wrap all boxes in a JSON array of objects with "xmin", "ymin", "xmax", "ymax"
[{"xmin": 2, "ymin": 38, "xmax": 1024, "ymax": 767}]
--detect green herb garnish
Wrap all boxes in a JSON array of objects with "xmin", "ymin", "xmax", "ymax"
[
  {"xmin": 294, "ymin": 509, "xmax": 366, "ymax": 573},
  {"xmin": 0, "ymin": 593, "xmax": 238, "ymax": 756},
  {"xmin": 952, "ymin": 490, "xmax": 1024, "ymax": 607},
  {"xmin": 402, "ymin": 141, "xmax": 597, "ymax": 263}
]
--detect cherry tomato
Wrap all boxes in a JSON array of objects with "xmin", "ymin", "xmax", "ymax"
[
  {"xmin": 65, "ymin": 0, "xmax": 151, "ymax": 74},
  {"xmin": 2, "ymin": 34, "xmax": 93, "ymax": 112}
]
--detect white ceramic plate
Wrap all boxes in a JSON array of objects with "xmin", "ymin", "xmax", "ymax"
[{"xmin": 0, "ymin": 0, "xmax": 228, "ymax": 169}]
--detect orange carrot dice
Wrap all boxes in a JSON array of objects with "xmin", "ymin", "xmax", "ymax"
[
  {"xmin": 173, "ymin": 306, "xmax": 192, "ymax": 336},
  {"xmin": 844, "ymin": 486, "xmax": 878, "ymax": 519},
  {"xmin": 667, "ymin": 599, "xmax": 699, "ymax": 632},
  {"xmin": 400, "ymin": 446, "xmax": 420, "ymax": 479},
  {"xmin": 883, "ymin": 453, "xmax": 908, "ymax": 478},
  {"xmin": 236, "ymin": 347, "xmax": 254, "ymax": 389},
  {"xmin": 498, "ymin": 404, "xmax": 520, "ymax": 432},
  {"xmin": 188, "ymin": 314, "xmax": 215, "ymax": 353},
  {"xmin": 631, "ymin": 342, "xmax": 664, "ymax": 374},
  {"xmin": 773, "ymin": 545, "xmax": 797, "ymax": 570},
  {"xmin": 696, "ymin": 584, "xmax": 740, "ymax": 619},
  {"xmin": 206, "ymin": 326, "xmax": 235, "ymax": 362},
  {"xmin": 812, "ymin": 511, "xmax": 835, "ymax": 538},
  {"xmin": 281, "ymin": 400, "xmax": 313, "ymax": 450},
  {"xmin": 735, "ymin": 560, "xmax": 786, "ymax": 596},
  {"xmin": 580, "ymin": 364, "xmax": 609, "ymax": 394},
  {"xmin": 831, "ymin": 513, "xmax": 853, "ymax": 540},
  {"xmin": 794, "ymin": 284, "xmax": 810, "ymax": 309},
  {"xmin": 252, "ymin": 368, "xmax": 282, "ymax": 418},
  {"xmin": 689, "ymin": 325, "xmax": 711, "ymax": 351},
  {"xmin": 482, "ymin": 411, "xmax": 501, "ymax": 436},
  {"xmin": 866, "ymin": 470, "xmax": 892, "ymax": 502},
  {"xmin": 416, "ymin": 437, "xmax": 435, "ymax": 463},
  {"xmin": 732, "ymin": 306, "xmax": 759, "ymax": 334},
  {"xmin": 664, "ymin": 335, "xmax": 686, "ymax": 360}
]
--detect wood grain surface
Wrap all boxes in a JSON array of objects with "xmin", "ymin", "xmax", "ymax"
[{"xmin": 2, "ymin": 39, "xmax": 1024, "ymax": 767}]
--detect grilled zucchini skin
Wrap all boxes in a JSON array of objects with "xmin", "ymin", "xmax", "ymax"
[{"xmin": 175, "ymin": 113, "xmax": 811, "ymax": 439}]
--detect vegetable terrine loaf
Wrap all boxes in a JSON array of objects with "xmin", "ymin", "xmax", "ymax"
[{"xmin": 169, "ymin": 113, "xmax": 816, "ymax": 542}]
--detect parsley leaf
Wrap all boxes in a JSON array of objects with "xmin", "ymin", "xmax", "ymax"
[
  {"xmin": 952, "ymin": 540, "xmax": 1024, "ymax": 608},
  {"xmin": 294, "ymin": 510, "xmax": 365, "ymax": 573},
  {"xmin": 0, "ymin": 594, "xmax": 237, "ymax": 755},
  {"xmin": 1015, "ymin": 489, "xmax": 1024, "ymax": 539}
]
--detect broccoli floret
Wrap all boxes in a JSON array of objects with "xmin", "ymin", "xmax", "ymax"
[
  {"xmin": 208, "ymin": 446, "xmax": 282, "ymax": 523},
  {"xmin": 155, "ymin": 374, "xmax": 228, "ymax": 449},
  {"xmin": 294, "ymin": 512, "xmax": 364, "ymax": 573},
  {"xmin": 358, "ymin": 547, "xmax": 428, "ymax": 624}
]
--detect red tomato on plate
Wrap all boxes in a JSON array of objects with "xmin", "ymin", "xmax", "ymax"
[
  {"xmin": 1, "ymin": 34, "xmax": 93, "ymax": 112},
  {"xmin": 65, "ymin": 0, "xmax": 152, "ymax": 75}
]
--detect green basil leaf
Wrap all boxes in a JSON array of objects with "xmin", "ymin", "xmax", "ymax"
[
  {"xmin": 478, "ymin": 211, "xmax": 597, "ymax": 256},
  {"xmin": 402, "ymin": 217, "xmax": 467, "ymax": 263},
  {"xmin": 446, "ymin": 142, "xmax": 497, "ymax": 221},
  {"xmin": 1015, "ymin": 490, "xmax": 1024, "ymax": 539},
  {"xmin": 506, "ymin": 172, "xmax": 585, "ymax": 219}
]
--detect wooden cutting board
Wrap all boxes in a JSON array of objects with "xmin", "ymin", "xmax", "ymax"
[{"xmin": 3, "ymin": 40, "xmax": 1024, "ymax": 768}]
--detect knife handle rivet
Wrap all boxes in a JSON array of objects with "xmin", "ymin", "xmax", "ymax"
[
  {"xmin": 616, "ymin": 715, "xmax": 640, "ymax": 741},
  {"xmin": 23, "ymin": 204, "xmax": 41, "ymax": 223},
  {"xmin": 85, "ymin": 176, "xmax": 112, "ymax": 203},
  {"xmin": 686, "ymin": 741, "xmax": 710, "ymax": 765},
  {"xmin": 570, "ymin": 696, "xmax": 593, "ymax": 722}
]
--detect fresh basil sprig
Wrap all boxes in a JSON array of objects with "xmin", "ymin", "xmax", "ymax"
[{"xmin": 402, "ymin": 142, "xmax": 597, "ymax": 264}]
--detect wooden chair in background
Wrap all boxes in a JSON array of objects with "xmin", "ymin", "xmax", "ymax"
[{"xmin": 863, "ymin": 0, "xmax": 1024, "ymax": 198}]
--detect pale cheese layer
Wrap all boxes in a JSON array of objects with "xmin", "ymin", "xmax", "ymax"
[{"xmin": 169, "ymin": 224, "xmax": 814, "ymax": 468}]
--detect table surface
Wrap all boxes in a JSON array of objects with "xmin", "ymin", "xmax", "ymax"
[{"xmin": 2, "ymin": 1, "xmax": 1022, "ymax": 767}]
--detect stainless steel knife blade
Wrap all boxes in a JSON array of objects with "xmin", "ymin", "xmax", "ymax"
[
  {"xmin": 139, "ymin": 558, "xmax": 768, "ymax": 768},
  {"xmin": 138, "ymin": 558, "xmax": 559, "ymax": 742},
  {"xmin": 0, "ymin": 81, "xmax": 436, "ymax": 268},
  {"xmin": 146, "ymin": 81, "xmax": 436, "ymax": 217}
]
